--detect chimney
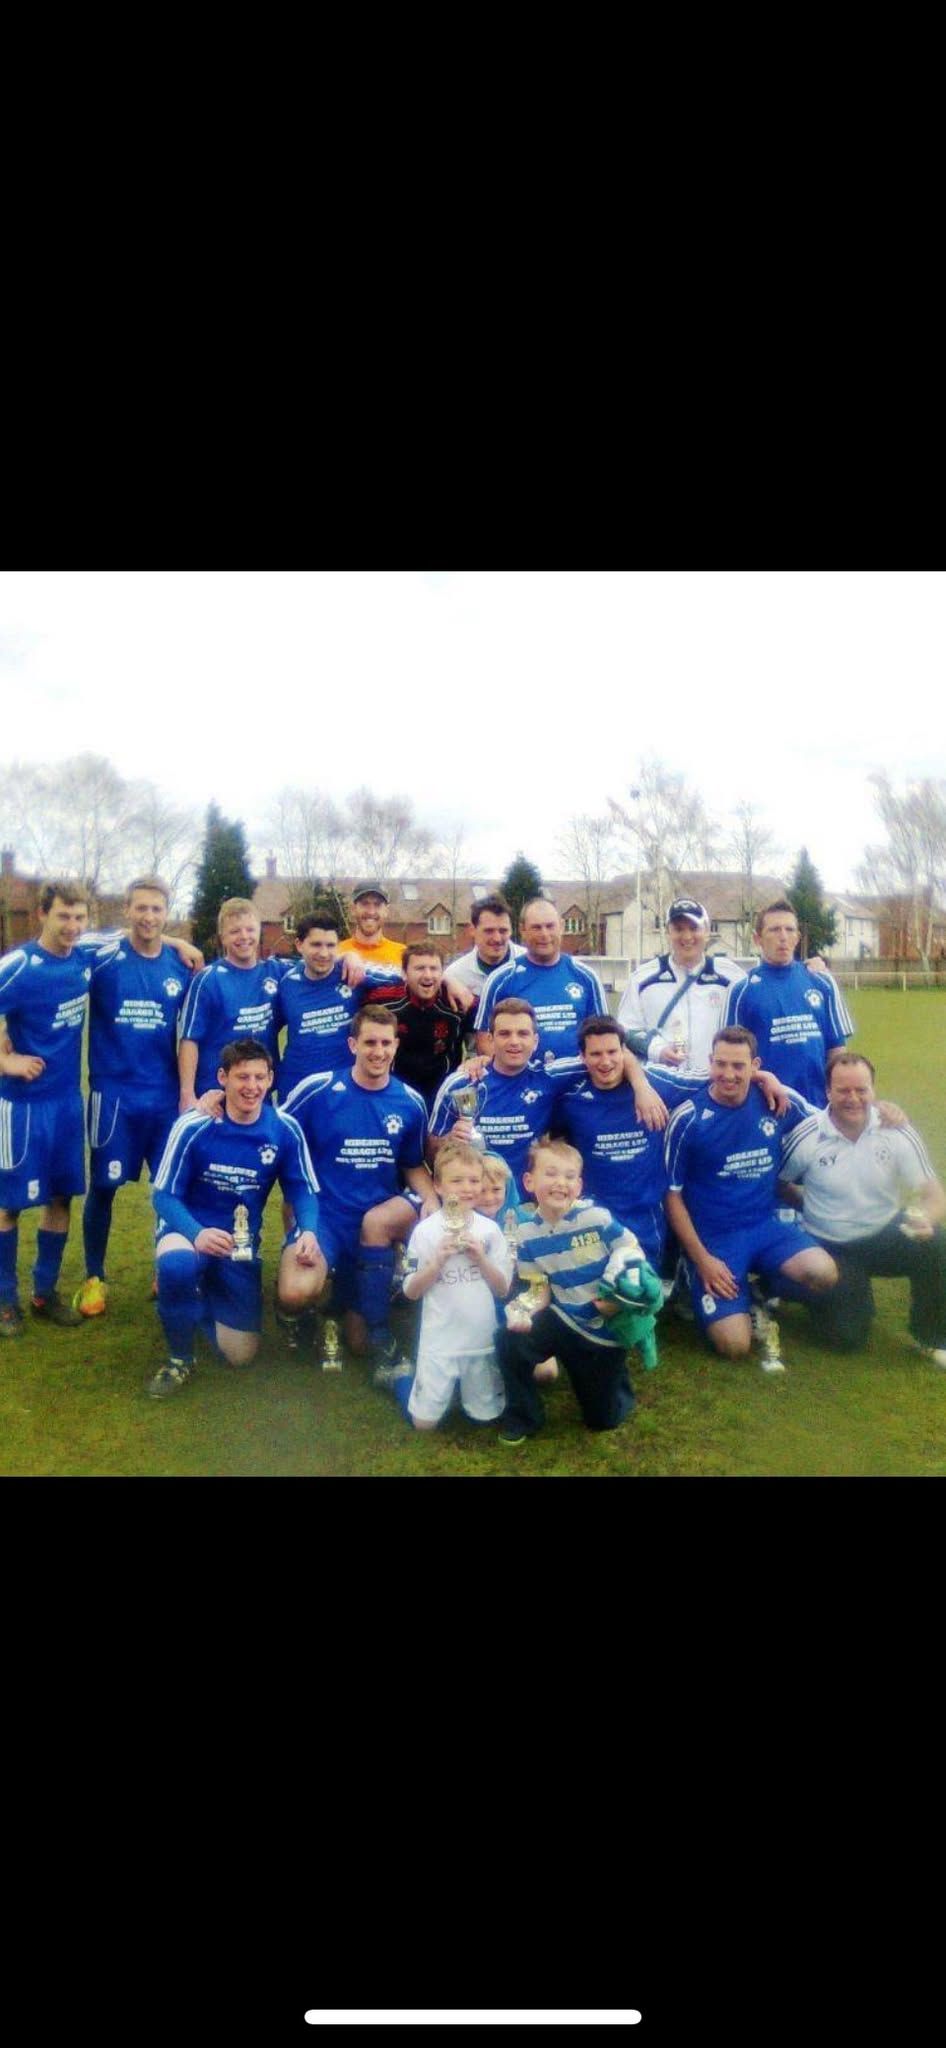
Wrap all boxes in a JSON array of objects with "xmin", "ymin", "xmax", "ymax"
[
  {"xmin": 266, "ymin": 853, "xmax": 277, "ymax": 880},
  {"xmin": 1, "ymin": 848, "xmax": 13, "ymax": 877}
]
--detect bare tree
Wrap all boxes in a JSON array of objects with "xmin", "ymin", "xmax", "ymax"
[
  {"xmin": 345, "ymin": 787, "xmax": 435, "ymax": 888},
  {"xmin": 0, "ymin": 755, "xmax": 201, "ymax": 917},
  {"xmin": 608, "ymin": 757, "xmax": 721, "ymax": 926},
  {"xmin": 554, "ymin": 813, "xmax": 618, "ymax": 951},
  {"xmin": 266, "ymin": 787, "xmax": 353, "ymax": 918},
  {"xmin": 122, "ymin": 783, "xmax": 201, "ymax": 914},
  {"xmin": 858, "ymin": 772, "xmax": 946, "ymax": 972},
  {"xmin": 728, "ymin": 800, "xmax": 781, "ymax": 952},
  {"xmin": 432, "ymin": 824, "xmax": 485, "ymax": 950}
]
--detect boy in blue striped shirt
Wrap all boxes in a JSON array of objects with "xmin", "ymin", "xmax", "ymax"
[{"xmin": 494, "ymin": 1136, "xmax": 640, "ymax": 1444}]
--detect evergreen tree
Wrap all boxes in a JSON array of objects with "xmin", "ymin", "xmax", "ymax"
[
  {"xmin": 190, "ymin": 802, "xmax": 255, "ymax": 957},
  {"xmin": 500, "ymin": 852, "xmax": 546, "ymax": 934},
  {"xmin": 787, "ymin": 847, "xmax": 837, "ymax": 958}
]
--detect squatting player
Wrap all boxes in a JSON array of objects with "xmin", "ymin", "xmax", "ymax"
[
  {"xmin": 148, "ymin": 1038, "xmax": 323, "ymax": 1399},
  {"xmin": 664, "ymin": 1027, "xmax": 838, "ymax": 1368},
  {"xmin": 282, "ymin": 1005, "xmax": 437, "ymax": 1384}
]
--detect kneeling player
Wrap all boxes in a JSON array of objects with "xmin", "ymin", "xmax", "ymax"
[
  {"xmin": 147, "ymin": 1038, "xmax": 324, "ymax": 1399},
  {"xmin": 401, "ymin": 1140, "xmax": 513, "ymax": 1429}
]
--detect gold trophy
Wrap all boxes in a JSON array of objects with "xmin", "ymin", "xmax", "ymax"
[
  {"xmin": 752, "ymin": 1302, "xmax": 785, "ymax": 1374},
  {"xmin": 442, "ymin": 1196, "xmax": 471, "ymax": 1248},
  {"xmin": 321, "ymin": 1318, "xmax": 343, "ymax": 1371},
  {"xmin": 450, "ymin": 1083, "xmax": 487, "ymax": 1151},
  {"xmin": 231, "ymin": 1203, "xmax": 253, "ymax": 1262}
]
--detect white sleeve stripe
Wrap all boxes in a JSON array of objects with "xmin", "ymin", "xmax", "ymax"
[
  {"xmin": 0, "ymin": 951, "xmax": 29, "ymax": 1003},
  {"xmin": 152, "ymin": 1112, "xmax": 210, "ymax": 1192}
]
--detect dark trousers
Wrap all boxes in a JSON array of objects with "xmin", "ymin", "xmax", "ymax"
[
  {"xmin": 495, "ymin": 1309, "xmax": 635, "ymax": 1437},
  {"xmin": 810, "ymin": 1222, "xmax": 946, "ymax": 1351}
]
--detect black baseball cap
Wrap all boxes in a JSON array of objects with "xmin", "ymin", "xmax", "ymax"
[
  {"xmin": 667, "ymin": 898, "xmax": 708, "ymax": 927},
  {"xmin": 352, "ymin": 883, "xmax": 389, "ymax": 905}
]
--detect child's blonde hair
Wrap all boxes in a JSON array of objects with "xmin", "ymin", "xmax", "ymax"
[
  {"xmin": 479, "ymin": 1151, "xmax": 511, "ymax": 1189},
  {"xmin": 525, "ymin": 1134, "xmax": 582, "ymax": 1175},
  {"xmin": 432, "ymin": 1138, "xmax": 484, "ymax": 1183}
]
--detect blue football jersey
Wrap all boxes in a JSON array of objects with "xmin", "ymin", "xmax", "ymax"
[
  {"xmin": 282, "ymin": 1068, "xmax": 427, "ymax": 1220},
  {"xmin": 88, "ymin": 942, "xmax": 191, "ymax": 1100},
  {"xmin": 553, "ymin": 1075, "xmax": 670, "ymax": 1233},
  {"xmin": 152, "ymin": 1099, "xmax": 320, "ymax": 1249},
  {"xmin": 474, "ymin": 954, "xmax": 607, "ymax": 1060},
  {"xmin": 723, "ymin": 962, "xmax": 852, "ymax": 1107},
  {"xmin": 179, "ymin": 958, "xmax": 291, "ymax": 1096},
  {"xmin": 277, "ymin": 962, "xmax": 390, "ymax": 1097},
  {"xmin": 0, "ymin": 941, "xmax": 100, "ymax": 1101},
  {"xmin": 665, "ymin": 1085, "xmax": 810, "ymax": 1236},
  {"xmin": 428, "ymin": 1059, "xmax": 578, "ymax": 1196}
]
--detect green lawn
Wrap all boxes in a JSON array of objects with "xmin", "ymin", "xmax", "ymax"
[{"xmin": 3, "ymin": 989, "xmax": 945, "ymax": 1476}]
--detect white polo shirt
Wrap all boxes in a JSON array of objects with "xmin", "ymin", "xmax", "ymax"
[
  {"xmin": 447, "ymin": 941, "xmax": 526, "ymax": 1000},
  {"xmin": 779, "ymin": 1104, "xmax": 936, "ymax": 1243}
]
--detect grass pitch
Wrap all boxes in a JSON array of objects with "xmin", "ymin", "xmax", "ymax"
[{"xmin": 2, "ymin": 989, "xmax": 945, "ymax": 1477}]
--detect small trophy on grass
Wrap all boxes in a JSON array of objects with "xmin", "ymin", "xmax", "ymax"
[{"xmin": 320, "ymin": 1318, "xmax": 343, "ymax": 1371}]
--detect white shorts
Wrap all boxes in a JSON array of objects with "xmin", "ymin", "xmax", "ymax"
[{"xmin": 408, "ymin": 1346, "xmax": 505, "ymax": 1424}]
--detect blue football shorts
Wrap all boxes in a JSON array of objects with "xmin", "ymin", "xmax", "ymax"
[
  {"xmin": 155, "ymin": 1235, "xmax": 263, "ymax": 1334},
  {"xmin": 88, "ymin": 1088, "xmax": 180, "ymax": 1190},
  {"xmin": 687, "ymin": 1213, "xmax": 820, "ymax": 1329},
  {"xmin": 0, "ymin": 1091, "xmax": 86, "ymax": 1209}
]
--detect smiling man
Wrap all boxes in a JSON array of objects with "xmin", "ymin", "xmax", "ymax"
[
  {"xmin": 178, "ymin": 898, "xmax": 291, "ymax": 1109},
  {"xmin": 147, "ymin": 1037, "xmax": 323, "ymax": 1399},
  {"xmin": 617, "ymin": 898, "xmax": 743, "ymax": 1079},
  {"xmin": 73, "ymin": 876, "xmax": 198, "ymax": 1317},
  {"xmin": 282, "ymin": 1005, "xmax": 436, "ymax": 1383},
  {"xmin": 722, "ymin": 899, "xmax": 853, "ymax": 1106},
  {"xmin": 664, "ymin": 1026, "xmax": 837, "ymax": 1368},
  {"xmin": 276, "ymin": 910, "xmax": 393, "ymax": 1099},
  {"xmin": 446, "ymin": 893, "xmax": 526, "ymax": 1001},
  {"xmin": 778, "ymin": 1049, "xmax": 946, "ymax": 1365},
  {"xmin": 336, "ymin": 885, "xmax": 405, "ymax": 970},
  {"xmin": 369, "ymin": 943, "xmax": 467, "ymax": 1109},
  {"xmin": 0, "ymin": 880, "xmax": 100, "ymax": 1334}
]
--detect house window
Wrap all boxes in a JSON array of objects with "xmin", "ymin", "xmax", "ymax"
[
  {"xmin": 563, "ymin": 915, "xmax": 585, "ymax": 935},
  {"xmin": 428, "ymin": 910, "xmax": 452, "ymax": 935},
  {"xmin": 283, "ymin": 912, "xmax": 296, "ymax": 935},
  {"xmin": 471, "ymin": 883, "xmax": 488, "ymax": 901},
  {"xmin": 402, "ymin": 883, "xmax": 418, "ymax": 901},
  {"xmin": 710, "ymin": 920, "xmax": 719, "ymax": 934}
]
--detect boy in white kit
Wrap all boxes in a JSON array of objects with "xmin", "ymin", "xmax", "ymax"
[{"xmin": 402, "ymin": 1139, "xmax": 513, "ymax": 1429}]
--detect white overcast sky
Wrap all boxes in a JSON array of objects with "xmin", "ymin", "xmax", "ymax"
[{"xmin": 1, "ymin": 569, "xmax": 943, "ymax": 891}]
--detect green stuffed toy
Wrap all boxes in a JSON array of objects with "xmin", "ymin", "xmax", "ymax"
[{"xmin": 596, "ymin": 1235, "xmax": 664, "ymax": 1371}]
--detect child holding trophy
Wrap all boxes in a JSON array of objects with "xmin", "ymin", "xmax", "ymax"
[{"xmin": 400, "ymin": 1140, "xmax": 513, "ymax": 1429}]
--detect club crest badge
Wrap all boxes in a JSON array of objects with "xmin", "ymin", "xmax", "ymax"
[
  {"xmin": 760, "ymin": 1118, "xmax": 777, "ymax": 1136},
  {"xmin": 565, "ymin": 983, "xmax": 583, "ymax": 1000},
  {"xmin": 164, "ymin": 978, "xmax": 182, "ymax": 998},
  {"xmin": 385, "ymin": 1115, "xmax": 403, "ymax": 1134},
  {"xmin": 805, "ymin": 988, "xmax": 823, "ymax": 1007},
  {"xmin": 259, "ymin": 1144, "xmax": 278, "ymax": 1164},
  {"xmin": 263, "ymin": 978, "xmax": 278, "ymax": 996}
]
